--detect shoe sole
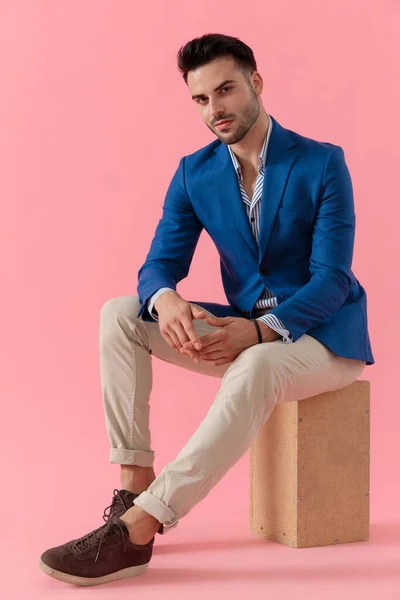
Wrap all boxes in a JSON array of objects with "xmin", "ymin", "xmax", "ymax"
[{"xmin": 39, "ymin": 558, "xmax": 149, "ymax": 586}]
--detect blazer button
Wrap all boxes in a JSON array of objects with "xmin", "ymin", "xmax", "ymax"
[{"xmin": 260, "ymin": 267, "xmax": 269, "ymax": 275}]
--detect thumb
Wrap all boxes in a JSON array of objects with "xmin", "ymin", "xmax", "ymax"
[
  {"xmin": 204, "ymin": 315, "xmax": 228, "ymax": 326},
  {"xmin": 191, "ymin": 305, "xmax": 208, "ymax": 319}
]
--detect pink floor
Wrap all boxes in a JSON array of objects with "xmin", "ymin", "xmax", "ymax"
[{"xmin": 5, "ymin": 453, "xmax": 400, "ymax": 599}]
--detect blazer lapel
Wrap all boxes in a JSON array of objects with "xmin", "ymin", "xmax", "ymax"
[
  {"xmin": 258, "ymin": 115, "xmax": 298, "ymax": 263},
  {"xmin": 207, "ymin": 114, "xmax": 298, "ymax": 264},
  {"xmin": 208, "ymin": 142, "xmax": 259, "ymax": 257}
]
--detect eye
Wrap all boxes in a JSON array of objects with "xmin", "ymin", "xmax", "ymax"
[{"xmin": 197, "ymin": 87, "xmax": 233, "ymax": 104}]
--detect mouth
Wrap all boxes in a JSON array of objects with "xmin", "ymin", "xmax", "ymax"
[{"xmin": 215, "ymin": 119, "xmax": 234, "ymax": 129}]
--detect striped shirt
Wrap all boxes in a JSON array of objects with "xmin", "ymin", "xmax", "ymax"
[{"xmin": 147, "ymin": 113, "xmax": 293, "ymax": 344}]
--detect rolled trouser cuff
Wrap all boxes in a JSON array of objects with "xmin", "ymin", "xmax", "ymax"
[
  {"xmin": 133, "ymin": 490, "xmax": 179, "ymax": 534},
  {"xmin": 110, "ymin": 447, "xmax": 155, "ymax": 467}
]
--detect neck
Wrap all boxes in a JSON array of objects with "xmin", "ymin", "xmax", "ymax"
[{"xmin": 229, "ymin": 111, "xmax": 270, "ymax": 172}]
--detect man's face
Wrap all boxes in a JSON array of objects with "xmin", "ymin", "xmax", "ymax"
[{"xmin": 187, "ymin": 56, "xmax": 261, "ymax": 145}]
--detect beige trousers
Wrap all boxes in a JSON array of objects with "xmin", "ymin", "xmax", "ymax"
[{"xmin": 99, "ymin": 296, "xmax": 366, "ymax": 534}]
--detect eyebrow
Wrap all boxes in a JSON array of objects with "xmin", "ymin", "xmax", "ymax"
[{"xmin": 191, "ymin": 79, "xmax": 237, "ymax": 100}]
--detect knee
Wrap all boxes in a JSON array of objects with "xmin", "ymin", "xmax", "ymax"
[
  {"xmin": 237, "ymin": 343, "xmax": 277, "ymax": 373},
  {"xmin": 101, "ymin": 295, "xmax": 139, "ymax": 320},
  {"xmin": 227, "ymin": 343, "xmax": 283, "ymax": 393},
  {"xmin": 100, "ymin": 296, "xmax": 141, "ymax": 341}
]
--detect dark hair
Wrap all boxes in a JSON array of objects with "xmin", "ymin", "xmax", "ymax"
[{"xmin": 177, "ymin": 33, "xmax": 257, "ymax": 85}]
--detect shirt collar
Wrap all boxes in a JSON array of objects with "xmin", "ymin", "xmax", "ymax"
[{"xmin": 227, "ymin": 113, "xmax": 273, "ymax": 183}]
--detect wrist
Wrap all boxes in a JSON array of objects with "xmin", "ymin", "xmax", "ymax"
[
  {"xmin": 251, "ymin": 318, "xmax": 262, "ymax": 344},
  {"xmin": 154, "ymin": 290, "xmax": 178, "ymax": 312},
  {"xmin": 256, "ymin": 320, "xmax": 277, "ymax": 343}
]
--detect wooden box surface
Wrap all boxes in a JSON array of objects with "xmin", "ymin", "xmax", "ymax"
[{"xmin": 250, "ymin": 380, "xmax": 370, "ymax": 548}]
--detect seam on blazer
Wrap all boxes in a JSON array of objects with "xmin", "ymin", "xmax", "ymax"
[
  {"xmin": 182, "ymin": 155, "xmax": 189, "ymax": 200},
  {"xmin": 319, "ymin": 144, "xmax": 341, "ymax": 204}
]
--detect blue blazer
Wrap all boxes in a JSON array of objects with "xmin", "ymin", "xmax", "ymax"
[{"xmin": 137, "ymin": 114, "xmax": 374, "ymax": 366}]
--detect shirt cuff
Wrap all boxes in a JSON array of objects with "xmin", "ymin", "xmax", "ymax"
[
  {"xmin": 256, "ymin": 314, "xmax": 293, "ymax": 344},
  {"xmin": 147, "ymin": 287, "xmax": 175, "ymax": 321}
]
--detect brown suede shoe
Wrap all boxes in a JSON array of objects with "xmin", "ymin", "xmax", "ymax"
[
  {"xmin": 39, "ymin": 489, "xmax": 162, "ymax": 586},
  {"xmin": 39, "ymin": 515, "xmax": 154, "ymax": 586}
]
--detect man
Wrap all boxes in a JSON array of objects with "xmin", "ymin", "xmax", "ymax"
[{"xmin": 40, "ymin": 33, "xmax": 374, "ymax": 586}]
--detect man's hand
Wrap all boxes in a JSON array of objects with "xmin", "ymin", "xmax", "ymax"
[
  {"xmin": 154, "ymin": 291, "xmax": 207, "ymax": 362},
  {"xmin": 179, "ymin": 315, "xmax": 281, "ymax": 367}
]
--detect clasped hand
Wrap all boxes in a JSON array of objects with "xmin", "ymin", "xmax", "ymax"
[{"xmin": 178, "ymin": 314, "xmax": 277, "ymax": 367}]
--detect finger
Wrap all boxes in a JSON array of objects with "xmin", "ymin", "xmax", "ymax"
[
  {"xmin": 176, "ymin": 338, "xmax": 202, "ymax": 362},
  {"xmin": 172, "ymin": 320, "xmax": 191, "ymax": 346},
  {"xmin": 195, "ymin": 330, "xmax": 222, "ymax": 349},
  {"xmin": 182, "ymin": 337, "xmax": 221, "ymax": 354},
  {"xmin": 160, "ymin": 330, "xmax": 180, "ymax": 351},
  {"xmin": 179, "ymin": 347, "xmax": 201, "ymax": 362},
  {"xmin": 198, "ymin": 342, "xmax": 224, "ymax": 356},
  {"xmin": 182, "ymin": 325, "xmax": 224, "ymax": 351},
  {"xmin": 201, "ymin": 349, "xmax": 227, "ymax": 360},
  {"xmin": 181, "ymin": 316, "xmax": 205, "ymax": 351},
  {"xmin": 191, "ymin": 307, "xmax": 209, "ymax": 321},
  {"xmin": 164, "ymin": 326, "xmax": 185, "ymax": 350},
  {"xmin": 170, "ymin": 321, "xmax": 201, "ymax": 357},
  {"xmin": 182, "ymin": 340, "xmax": 199, "ymax": 352},
  {"xmin": 201, "ymin": 356, "xmax": 229, "ymax": 366}
]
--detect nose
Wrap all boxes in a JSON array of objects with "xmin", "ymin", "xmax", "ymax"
[{"xmin": 209, "ymin": 103, "xmax": 225, "ymax": 124}]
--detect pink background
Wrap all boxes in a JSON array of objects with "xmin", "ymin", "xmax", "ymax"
[{"xmin": 1, "ymin": 0, "xmax": 399, "ymax": 597}]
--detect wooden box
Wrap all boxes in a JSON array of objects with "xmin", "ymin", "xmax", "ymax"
[{"xmin": 250, "ymin": 380, "xmax": 370, "ymax": 548}]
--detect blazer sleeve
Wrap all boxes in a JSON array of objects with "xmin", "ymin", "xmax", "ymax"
[
  {"xmin": 136, "ymin": 156, "xmax": 204, "ymax": 320},
  {"xmin": 265, "ymin": 145, "xmax": 356, "ymax": 341},
  {"xmin": 147, "ymin": 287, "xmax": 175, "ymax": 320}
]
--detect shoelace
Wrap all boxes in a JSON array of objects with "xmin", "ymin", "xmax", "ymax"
[
  {"xmin": 104, "ymin": 488, "xmax": 132, "ymax": 522},
  {"xmin": 70, "ymin": 518, "xmax": 131, "ymax": 563},
  {"xmin": 70, "ymin": 489, "xmax": 132, "ymax": 562}
]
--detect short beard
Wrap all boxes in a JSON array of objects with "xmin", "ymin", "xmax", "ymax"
[{"xmin": 212, "ymin": 83, "xmax": 260, "ymax": 145}]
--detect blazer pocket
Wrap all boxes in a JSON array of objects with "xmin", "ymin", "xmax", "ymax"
[{"xmin": 277, "ymin": 197, "xmax": 312, "ymax": 218}]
